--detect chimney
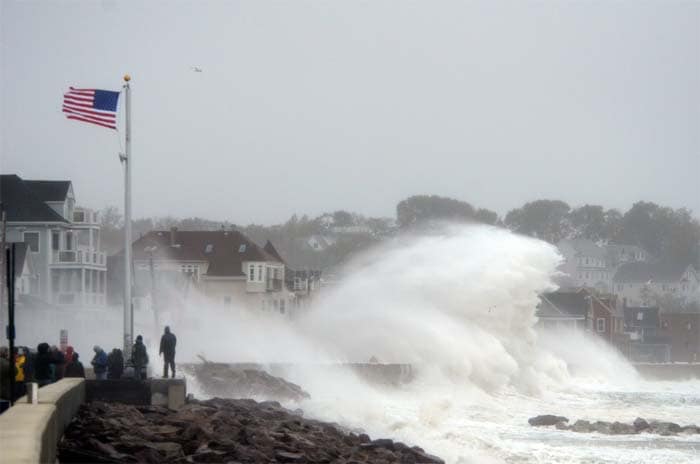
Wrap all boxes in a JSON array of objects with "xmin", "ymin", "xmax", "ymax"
[{"xmin": 170, "ymin": 227, "xmax": 177, "ymax": 247}]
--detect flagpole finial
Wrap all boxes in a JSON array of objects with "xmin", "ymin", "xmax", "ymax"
[{"xmin": 123, "ymin": 74, "xmax": 131, "ymax": 82}]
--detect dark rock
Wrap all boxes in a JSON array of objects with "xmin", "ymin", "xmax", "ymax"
[
  {"xmin": 360, "ymin": 438, "xmax": 395, "ymax": 450},
  {"xmin": 610, "ymin": 422, "xmax": 636, "ymax": 435},
  {"xmin": 649, "ymin": 421, "xmax": 682, "ymax": 436},
  {"xmin": 681, "ymin": 425, "xmax": 699, "ymax": 434},
  {"xmin": 58, "ymin": 397, "xmax": 443, "ymax": 464},
  {"xmin": 590, "ymin": 421, "xmax": 612, "ymax": 434},
  {"xmin": 275, "ymin": 450, "xmax": 305, "ymax": 462},
  {"xmin": 528, "ymin": 415, "xmax": 569, "ymax": 426},
  {"xmin": 633, "ymin": 417, "xmax": 649, "ymax": 432}
]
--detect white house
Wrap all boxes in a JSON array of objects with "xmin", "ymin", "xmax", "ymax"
[
  {"xmin": 1, "ymin": 175, "xmax": 107, "ymax": 308},
  {"xmin": 613, "ymin": 261, "xmax": 700, "ymax": 308},
  {"xmin": 557, "ymin": 239, "xmax": 612, "ymax": 291}
]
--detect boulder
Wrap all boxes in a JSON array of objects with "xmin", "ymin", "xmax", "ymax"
[
  {"xmin": 610, "ymin": 422, "xmax": 636, "ymax": 435},
  {"xmin": 528, "ymin": 415, "xmax": 569, "ymax": 427},
  {"xmin": 633, "ymin": 417, "xmax": 649, "ymax": 432},
  {"xmin": 570, "ymin": 420, "xmax": 591, "ymax": 433}
]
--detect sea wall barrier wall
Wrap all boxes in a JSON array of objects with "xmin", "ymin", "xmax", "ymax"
[
  {"xmin": 0, "ymin": 378, "xmax": 185, "ymax": 464},
  {"xmin": 0, "ymin": 378, "xmax": 85, "ymax": 464},
  {"xmin": 634, "ymin": 363, "xmax": 700, "ymax": 380}
]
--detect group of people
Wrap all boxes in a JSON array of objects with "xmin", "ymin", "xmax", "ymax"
[
  {"xmin": 91, "ymin": 326, "xmax": 177, "ymax": 380},
  {"xmin": 0, "ymin": 342, "xmax": 86, "ymax": 406},
  {"xmin": 0, "ymin": 326, "xmax": 177, "ymax": 409}
]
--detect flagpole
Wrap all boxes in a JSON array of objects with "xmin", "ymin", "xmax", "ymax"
[{"xmin": 123, "ymin": 74, "xmax": 133, "ymax": 357}]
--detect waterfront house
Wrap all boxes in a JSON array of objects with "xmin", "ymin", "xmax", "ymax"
[
  {"xmin": 0, "ymin": 174, "xmax": 107, "ymax": 308},
  {"xmin": 127, "ymin": 228, "xmax": 295, "ymax": 314}
]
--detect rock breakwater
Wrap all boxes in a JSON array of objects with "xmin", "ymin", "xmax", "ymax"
[
  {"xmin": 528, "ymin": 415, "xmax": 700, "ymax": 436},
  {"xmin": 59, "ymin": 398, "xmax": 444, "ymax": 463}
]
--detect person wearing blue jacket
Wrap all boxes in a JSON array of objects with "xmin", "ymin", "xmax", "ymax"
[{"xmin": 91, "ymin": 346, "xmax": 108, "ymax": 380}]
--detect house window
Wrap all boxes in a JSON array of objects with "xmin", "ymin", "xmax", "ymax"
[
  {"xmin": 258, "ymin": 265, "xmax": 264, "ymax": 282},
  {"xmin": 52, "ymin": 231, "xmax": 60, "ymax": 250},
  {"xmin": 205, "ymin": 244, "xmax": 213, "ymax": 253},
  {"xmin": 65, "ymin": 231, "xmax": 73, "ymax": 250},
  {"xmin": 249, "ymin": 265, "xmax": 255, "ymax": 281},
  {"xmin": 73, "ymin": 211, "xmax": 85, "ymax": 222},
  {"xmin": 596, "ymin": 318, "xmax": 605, "ymax": 332},
  {"xmin": 23, "ymin": 232, "xmax": 40, "ymax": 252},
  {"xmin": 239, "ymin": 244, "xmax": 246, "ymax": 253}
]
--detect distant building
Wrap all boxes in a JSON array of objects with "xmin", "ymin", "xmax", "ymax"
[
  {"xmin": 613, "ymin": 262, "xmax": 699, "ymax": 308},
  {"xmin": 623, "ymin": 305, "xmax": 670, "ymax": 362},
  {"xmin": 285, "ymin": 269, "xmax": 322, "ymax": 310},
  {"xmin": 127, "ymin": 228, "xmax": 295, "ymax": 315},
  {"xmin": 605, "ymin": 244, "xmax": 649, "ymax": 267},
  {"xmin": 659, "ymin": 310, "xmax": 700, "ymax": 363},
  {"xmin": 537, "ymin": 289, "xmax": 589, "ymax": 331},
  {"xmin": 557, "ymin": 239, "xmax": 612, "ymax": 292},
  {"xmin": 0, "ymin": 174, "xmax": 107, "ymax": 308},
  {"xmin": 305, "ymin": 234, "xmax": 335, "ymax": 252}
]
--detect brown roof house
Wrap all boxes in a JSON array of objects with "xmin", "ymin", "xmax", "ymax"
[{"xmin": 129, "ymin": 228, "xmax": 294, "ymax": 316}]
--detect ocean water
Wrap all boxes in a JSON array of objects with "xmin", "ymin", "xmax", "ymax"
[{"xmin": 181, "ymin": 225, "xmax": 700, "ymax": 463}]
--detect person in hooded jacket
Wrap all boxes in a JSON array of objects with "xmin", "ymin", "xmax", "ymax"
[
  {"xmin": 91, "ymin": 346, "xmax": 108, "ymax": 380},
  {"xmin": 131, "ymin": 335, "xmax": 149, "ymax": 380},
  {"xmin": 64, "ymin": 353, "xmax": 85, "ymax": 378},
  {"xmin": 159, "ymin": 326, "xmax": 177, "ymax": 378},
  {"xmin": 107, "ymin": 348, "xmax": 124, "ymax": 379},
  {"xmin": 34, "ymin": 343, "xmax": 54, "ymax": 386}
]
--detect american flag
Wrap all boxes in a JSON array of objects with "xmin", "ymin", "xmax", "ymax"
[{"xmin": 62, "ymin": 87, "xmax": 120, "ymax": 129}]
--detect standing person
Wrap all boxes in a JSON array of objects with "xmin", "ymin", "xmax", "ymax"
[
  {"xmin": 35, "ymin": 343, "xmax": 54, "ymax": 386},
  {"xmin": 91, "ymin": 346, "xmax": 108, "ymax": 380},
  {"xmin": 13, "ymin": 347, "xmax": 26, "ymax": 400},
  {"xmin": 0, "ymin": 347, "xmax": 10, "ymax": 411},
  {"xmin": 50, "ymin": 346, "xmax": 66, "ymax": 381},
  {"xmin": 107, "ymin": 348, "xmax": 124, "ymax": 379},
  {"xmin": 131, "ymin": 335, "xmax": 149, "ymax": 380},
  {"xmin": 159, "ymin": 326, "xmax": 177, "ymax": 379},
  {"xmin": 64, "ymin": 353, "xmax": 85, "ymax": 378}
]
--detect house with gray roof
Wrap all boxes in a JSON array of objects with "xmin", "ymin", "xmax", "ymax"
[
  {"xmin": 1, "ymin": 174, "xmax": 107, "ymax": 308},
  {"xmin": 613, "ymin": 261, "xmax": 699, "ymax": 308}
]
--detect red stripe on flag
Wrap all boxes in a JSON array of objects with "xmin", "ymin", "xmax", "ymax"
[
  {"xmin": 66, "ymin": 115, "xmax": 116, "ymax": 130},
  {"xmin": 68, "ymin": 87, "xmax": 96, "ymax": 93},
  {"xmin": 63, "ymin": 96, "xmax": 95, "ymax": 107},
  {"xmin": 62, "ymin": 100, "xmax": 97, "ymax": 110},
  {"xmin": 62, "ymin": 105, "xmax": 115, "ymax": 119},
  {"xmin": 62, "ymin": 107, "xmax": 116, "ymax": 124}
]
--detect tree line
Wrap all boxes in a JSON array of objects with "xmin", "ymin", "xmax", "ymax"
[{"xmin": 99, "ymin": 196, "xmax": 700, "ymax": 269}]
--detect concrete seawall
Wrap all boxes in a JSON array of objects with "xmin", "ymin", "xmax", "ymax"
[
  {"xmin": 0, "ymin": 378, "xmax": 85, "ymax": 464},
  {"xmin": 0, "ymin": 378, "xmax": 185, "ymax": 464},
  {"xmin": 634, "ymin": 363, "xmax": 700, "ymax": 380}
]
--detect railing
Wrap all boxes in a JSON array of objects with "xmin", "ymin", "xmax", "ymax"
[{"xmin": 52, "ymin": 250, "xmax": 106, "ymax": 266}]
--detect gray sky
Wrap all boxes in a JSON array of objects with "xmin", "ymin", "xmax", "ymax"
[{"xmin": 2, "ymin": 0, "xmax": 698, "ymax": 225}]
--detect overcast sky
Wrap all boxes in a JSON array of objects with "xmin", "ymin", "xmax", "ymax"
[{"xmin": 1, "ymin": 1, "xmax": 698, "ymax": 225}]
